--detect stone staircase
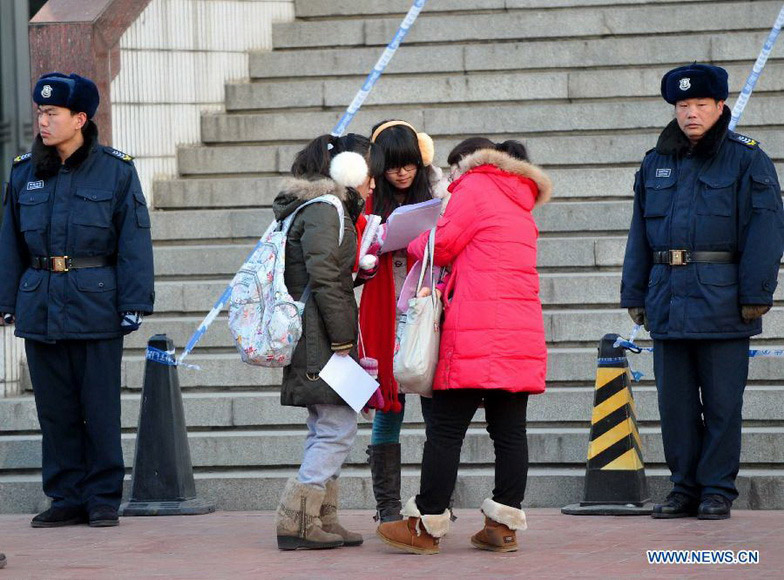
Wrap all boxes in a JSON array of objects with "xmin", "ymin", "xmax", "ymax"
[{"xmin": 2, "ymin": 0, "xmax": 784, "ymax": 513}]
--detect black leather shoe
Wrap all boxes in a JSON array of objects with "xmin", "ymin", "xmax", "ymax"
[
  {"xmin": 698, "ymin": 495, "xmax": 732, "ymax": 520},
  {"xmin": 89, "ymin": 505, "xmax": 119, "ymax": 527},
  {"xmin": 0, "ymin": 552, "xmax": 6, "ymax": 569},
  {"xmin": 651, "ymin": 492, "xmax": 699, "ymax": 519},
  {"xmin": 31, "ymin": 506, "xmax": 87, "ymax": 528}
]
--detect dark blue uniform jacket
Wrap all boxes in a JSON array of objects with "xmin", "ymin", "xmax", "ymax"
[
  {"xmin": 0, "ymin": 124, "xmax": 154, "ymax": 341},
  {"xmin": 621, "ymin": 109, "xmax": 784, "ymax": 339}
]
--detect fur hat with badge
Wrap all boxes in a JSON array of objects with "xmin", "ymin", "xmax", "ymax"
[
  {"xmin": 33, "ymin": 72, "xmax": 100, "ymax": 119},
  {"xmin": 660, "ymin": 63, "xmax": 729, "ymax": 105}
]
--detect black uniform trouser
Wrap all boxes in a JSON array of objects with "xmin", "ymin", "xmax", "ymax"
[
  {"xmin": 416, "ymin": 389, "xmax": 529, "ymax": 514},
  {"xmin": 653, "ymin": 338, "xmax": 748, "ymax": 502},
  {"xmin": 25, "ymin": 337, "xmax": 124, "ymax": 511}
]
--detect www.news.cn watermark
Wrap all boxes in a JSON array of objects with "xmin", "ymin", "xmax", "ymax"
[{"xmin": 647, "ymin": 550, "xmax": 760, "ymax": 565}]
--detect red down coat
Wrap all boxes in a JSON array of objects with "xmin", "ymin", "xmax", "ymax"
[{"xmin": 408, "ymin": 148, "xmax": 552, "ymax": 393}]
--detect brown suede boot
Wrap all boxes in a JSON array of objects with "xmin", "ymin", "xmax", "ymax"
[
  {"xmin": 320, "ymin": 478, "xmax": 363, "ymax": 546},
  {"xmin": 377, "ymin": 497, "xmax": 450, "ymax": 555},
  {"xmin": 470, "ymin": 498, "xmax": 527, "ymax": 553},
  {"xmin": 275, "ymin": 478, "xmax": 344, "ymax": 550}
]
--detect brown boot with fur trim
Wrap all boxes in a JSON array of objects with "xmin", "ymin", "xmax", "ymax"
[
  {"xmin": 470, "ymin": 498, "xmax": 527, "ymax": 552},
  {"xmin": 276, "ymin": 478, "xmax": 344, "ymax": 550},
  {"xmin": 320, "ymin": 478, "xmax": 363, "ymax": 546},
  {"xmin": 377, "ymin": 497, "xmax": 450, "ymax": 555}
]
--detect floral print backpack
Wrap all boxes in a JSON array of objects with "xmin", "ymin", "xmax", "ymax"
[{"xmin": 228, "ymin": 195, "xmax": 344, "ymax": 366}]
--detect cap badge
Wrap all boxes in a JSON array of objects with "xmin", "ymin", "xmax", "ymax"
[
  {"xmin": 679, "ymin": 78, "xmax": 691, "ymax": 91},
  {"xmin": 41, "ymin": 85, "xmax": 53, "ymax": 98}
]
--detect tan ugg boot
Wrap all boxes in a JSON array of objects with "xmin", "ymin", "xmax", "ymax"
[
  {"xmin": 470, "ymin": 498, "xmax": 527, "ymax": 552},
  {"xmin": 376, "ymin": 497, "xmax": 450, "ymax": 555},
  {"xmin": 320, "ymin": 478, "xmax": 363, "ymax": 546},
  {"xmin": 276, "ymin": 477, "xmax": 344, "ymax": 550}
]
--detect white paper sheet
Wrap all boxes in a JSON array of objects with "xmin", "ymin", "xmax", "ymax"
[
  {"xmin": 381, "ymin": 198, "xmax": 442, "ymax": 253},
  {"xmin": 319, "ymin": 354, "xmax": 380, "ymax": 413}
]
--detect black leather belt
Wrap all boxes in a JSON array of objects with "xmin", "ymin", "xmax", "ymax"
[
  {"xmin": 31, "ymin": 255, "xmax": 113, "ymax": 273},
  {"xmin": 652, "ymin": 250, "xmax": 737, "ymax": 266}
]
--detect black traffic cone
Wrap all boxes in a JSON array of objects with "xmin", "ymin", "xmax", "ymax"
[
  {"xmin": 562, "ymin": 333, "xmax": 652, "ymax": 515},
  {"xmin": 120, "ymin": 334, "xmax": 215, "ymax": 516}
]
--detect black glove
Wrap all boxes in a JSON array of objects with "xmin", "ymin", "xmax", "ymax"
[{"xmin": 627, "ymin": 307, "xmax": 648, "ymax": 331}]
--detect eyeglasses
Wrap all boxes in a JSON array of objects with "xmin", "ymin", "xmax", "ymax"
[{"xmin": 385, "ymin": 164, "xmax": 418, "ymax": 176}]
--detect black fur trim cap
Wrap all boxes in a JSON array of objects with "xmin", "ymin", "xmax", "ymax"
[
  {"xmin": 33, "ymin": 72, "xmax": 100, "ymax": 119},
  {"xmin": 660, "ymin": 63, "xmax": 729, "ymax": 105}
]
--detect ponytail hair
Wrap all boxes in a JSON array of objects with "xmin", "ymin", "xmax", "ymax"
[
  {"xmin": 290, "ymin": 133, "xmax": 375, "ymax": 182},
  {"xmin": 446, "ymin": 137, "xmax": 530, "ymax": 167}
]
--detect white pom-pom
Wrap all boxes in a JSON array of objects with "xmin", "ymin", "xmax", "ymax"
[
  {"xmin": 359, "ymin": 255, "xmax": 378, "ymax": 271},
  {"xmin": 330, "ymin": 151, "xmax": 369, "ymax": 188}
]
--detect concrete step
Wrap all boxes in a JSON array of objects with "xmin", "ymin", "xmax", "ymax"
[
  {"xmin": 249, "ymin": 31, "xmax": 763, "ymax": 78},
  {"xmin": 274, "ymin": 2, "xmax": 783, "ymax": 49},
  {"xmin": 115, "ymin": 346, "xmax": 784, "ymax": 391},
  {"xmin": 226, "ymin": 62, "xmax": 784, "ymax": 111},
  {"xmin": 201, "ymin": 96, "xmax": 784, "ymax": 144},
  {"xmin": 176, "ymin": 129, "xmax": 784, "ymax": 176},
  {"xmin": 150, "ymin": 208, "xmax": 272, "ymax": 242},
  {"xmin": 4, "ymin": 386, "xmax": 783, "ymax": 433},
  {"xmin": 6, "ymin": 425, "xmax": 784, "ymax": 473},
  {"xmin": 123, "ymin": 307, "xmax": 784, "ymax": 352},
  {"xmin": 14, "ymin": 467, "xmax": 777, "ymax": 513},
  {"xmin": 293, "ymin": 0, "xmax": 707, "ymax": 18}
]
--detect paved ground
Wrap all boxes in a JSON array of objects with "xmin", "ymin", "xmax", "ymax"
[{"xmin": 0, "ymin": 508, "xmax": 782, "ymax": 579}]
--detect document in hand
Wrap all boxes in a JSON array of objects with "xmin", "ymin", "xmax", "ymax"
[
  {"xmin": 319, "ymin": 354, "xmax": 380, "ymax": 412},
  {"xmin": 381, "ymin": 198, "xmax": 442, "ymax": 253}
]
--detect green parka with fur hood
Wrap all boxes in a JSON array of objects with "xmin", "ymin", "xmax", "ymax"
[{"xmin": 272, "ymin": 177, "xmax": 361, "ymax": 407}]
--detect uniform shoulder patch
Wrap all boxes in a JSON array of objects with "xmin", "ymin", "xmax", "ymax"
[
  {"xmin": 729, "ymin": 133, "xmax": 759, "ymax": 148},
  {"xmin": 104, "ymin": 146, "xmax": 134, "ymax": 163},
  {"xmin": 12, "ymin": 152, "xmax": 32, "ymax": 165}
]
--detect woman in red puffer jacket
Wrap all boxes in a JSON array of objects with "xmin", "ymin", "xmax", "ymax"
[{"xmin": 377, "ymin": 139, "xmax": 552, "ymax": 555}]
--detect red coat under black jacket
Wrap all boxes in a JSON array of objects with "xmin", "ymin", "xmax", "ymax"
[{"xmin": 408, "ymin": 148, "xmax": 553, "ymax": 393}]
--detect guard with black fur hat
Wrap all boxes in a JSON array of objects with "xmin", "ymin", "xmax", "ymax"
[
  {"xmin": 0, "ymin": 72, "xmax": 154, "ymax": 528},
  {"xmin": 621, "ymin": 63, "xmax": 784, "ymax": 520}
]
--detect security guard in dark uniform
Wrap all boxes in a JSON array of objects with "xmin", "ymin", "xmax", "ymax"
[
  {"xmin": 621, "ymin": 63, "xmax": 784, "ymax": 520},
  {"xmin": 0, "ymin": 73, "xmax": 154, "ymax": 527}
]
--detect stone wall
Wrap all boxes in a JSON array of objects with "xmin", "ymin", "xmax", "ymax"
[{"xmin": 110, "ymin": 0, "xmax": 295, "ymax": 203}]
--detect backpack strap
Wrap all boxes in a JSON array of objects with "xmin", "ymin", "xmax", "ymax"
[{"xmin": 281, "ymin": 194, "xmax": 347, "ymax": 304}]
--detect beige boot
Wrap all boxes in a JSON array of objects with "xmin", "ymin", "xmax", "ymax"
[
  {"xmin": 377, "ymin": 497, "xmax": 450, "ymax": 555},
  {"xmin": 470, "ymin": 498, "xmax": 527, "ymax": 552},
  {"xmin": 276, "ymin": 478, "xmax": 344, "ymax": 550},
  {"xmin": 321, "ymin": 478, "xmax": 363, "ymax": 546}
]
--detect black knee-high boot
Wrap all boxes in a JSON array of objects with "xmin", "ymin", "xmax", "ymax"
[{"xmin": 367, "ymin": 443, "xmax": 402, "ymax": 522}]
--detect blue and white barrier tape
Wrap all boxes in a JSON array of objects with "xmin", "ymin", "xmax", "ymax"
[
  {"xmin": 148, "ymin": 346, "xmax": 201, "ymax": 370},
  {"xmin": 616, "ymin": 324, "xmax": 784, "ymax": 381},
  {"xmin": 331, "ymin": 0, "xmax": 430, "ymax": 137},
  {"xmin": 729, "ymin": 4, "xmax": 784, "ymax": 131},
  {"xmin": 177, "ymin": 0, "xmax": 429, "ymax": 365}
]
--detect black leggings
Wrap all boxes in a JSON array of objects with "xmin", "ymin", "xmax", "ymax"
[{"xmin": 416, "ymin": 389, "xmax": 529, "ymax": 514}]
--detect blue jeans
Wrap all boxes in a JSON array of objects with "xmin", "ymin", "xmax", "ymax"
[{"xmin": 371, "ymin": 394, "xmax": 433, "ymax": 444}]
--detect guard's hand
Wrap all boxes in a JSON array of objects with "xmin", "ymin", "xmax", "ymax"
[
  {"xmin": 0, "ymin": 313, "xmax": 15, "ymax": 326},
  {"xmin": 627, "ymin": 307, "xmax": 646, "ymax": 327},
  {"xmin": 741, "ymin": 304, "xmax": 771, "ymax": 324},
  {"xmin": 120, "ymin": 312, "xmax": 143, "ymax": 333}
]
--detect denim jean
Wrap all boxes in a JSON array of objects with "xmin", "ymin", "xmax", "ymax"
[
  {"xmin": 298, "ymin": 404, "xmax": 358, "ymax": 488},
  {"xmin": 371, "ymin": 394, "xmax": 434, "ymax": 444}
]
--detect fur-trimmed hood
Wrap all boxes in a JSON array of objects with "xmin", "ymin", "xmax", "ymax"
[
  {"xmin": 273, "ymin": 176, "xmax": 364, "ymax": 223},
  {"xmin": 457, "ymin": 148, "xmax": 552, "ymax": 207}
]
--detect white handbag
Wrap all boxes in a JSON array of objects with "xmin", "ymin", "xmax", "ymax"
[{"xmin": 393, "ymin": 229, "xmax": 442, "ymax": 397}]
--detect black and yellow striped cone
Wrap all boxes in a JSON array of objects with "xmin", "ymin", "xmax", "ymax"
[{"xmin": 562, "ymin": 333, "xmax": 653, "ymax": 515}]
